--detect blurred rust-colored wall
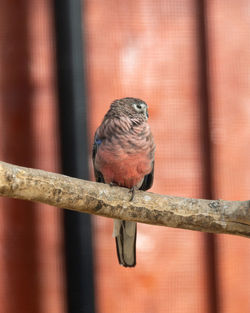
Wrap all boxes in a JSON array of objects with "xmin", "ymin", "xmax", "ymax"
[
  {"xmin": 0, "ymin": 1, "xmax": 66, "ymax": 313},
  {"xmin": 0, "ymin": 1, "xmax": 250, "ymax": 313},
  {"xmin": 207, "ymin": 1, "xmax": 250, "ymax": 312},
  {"xmin": 85, "ymin": 0, "xmax": 250, "ymax": 313},
  {"xmin": 85, "ymin": 1, "xmax": 209, "ymax": 312}
]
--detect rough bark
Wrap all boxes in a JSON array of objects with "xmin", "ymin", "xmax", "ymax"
[{"xmin": 0, "ymin": 161, "xmax": 250, "ymax": 237}]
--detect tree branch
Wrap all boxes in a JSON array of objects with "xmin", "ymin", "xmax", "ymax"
[{"xmin": 0, "ymin": 161, "xmax": 250, "ymax": 237}]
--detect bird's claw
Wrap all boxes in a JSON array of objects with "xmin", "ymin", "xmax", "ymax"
[{"xmin": 129, "ymin": 186, "xmax": 138, "ymax": 201}]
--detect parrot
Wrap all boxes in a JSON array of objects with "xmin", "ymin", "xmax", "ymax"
[{"xmin": 92, "ymin": 97, "xmax": 155, "ymax": 267}]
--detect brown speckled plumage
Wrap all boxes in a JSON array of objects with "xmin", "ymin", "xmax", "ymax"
[{"xmin": 92, "ymin": 97, "xmax": 155, "ymax": 267}]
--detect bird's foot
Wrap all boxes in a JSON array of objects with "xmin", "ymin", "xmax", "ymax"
[{"xmin": 129, "ymin": 186, "xmax": 138, "ymax": 201}]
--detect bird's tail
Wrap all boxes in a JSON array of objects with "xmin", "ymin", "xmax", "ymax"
[{"xmin": 113, "ymin": 219, "xmax": 137, "ymax": 267}]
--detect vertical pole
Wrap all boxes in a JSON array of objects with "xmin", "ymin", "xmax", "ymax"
[
  {"xmin": 196, "ymin": 1, "xmax": 219, "ymax": 313},
  {"xmin": 53, "ymin": 1, "xmax": 95, "ymax": 312}
]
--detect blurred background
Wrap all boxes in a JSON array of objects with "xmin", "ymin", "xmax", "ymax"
[{"xmin": 0, "ymin": 0, "xmax": 250, "ymax": 312}]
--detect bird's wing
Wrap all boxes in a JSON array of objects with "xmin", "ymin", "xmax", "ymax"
[
  {"xmin": 139, "ymin": 161, "xmax": 154, "ymax": 191},
  {"xmin": 92, "ymin": 133, "xmax": 105, "ymax": 183}
]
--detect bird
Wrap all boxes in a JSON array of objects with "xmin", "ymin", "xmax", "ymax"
[{"xmin": 92, "ymin": 97, "xmax": 155, "ymax": 267}]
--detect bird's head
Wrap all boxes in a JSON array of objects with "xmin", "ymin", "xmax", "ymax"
[{"xmin": 110, "ymin": 97, "xmax": 149, "ymax": 121}]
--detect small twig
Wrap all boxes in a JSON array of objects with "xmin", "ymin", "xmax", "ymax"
[{"xmin": 0, "ymin": 161, "xmax": 249, "ymax": 237}]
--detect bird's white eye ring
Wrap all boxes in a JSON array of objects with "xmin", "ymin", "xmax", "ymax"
[{"xmin": 132, "ymin": 103, "xmax": 144, "ymax": 112}]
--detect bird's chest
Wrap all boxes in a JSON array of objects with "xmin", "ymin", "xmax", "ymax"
[{"xmin": 95, "ymin": 146, "xmax": 151, "ymax": 188}]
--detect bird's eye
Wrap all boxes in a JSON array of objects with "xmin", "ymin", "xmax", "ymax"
[
  {"xmin": 132, "ymin": 102, "xmax": 148, "ymax": 119},
  {"xmin": 132, "ymin": 103, "xmax": 144, "ymax": 112}
]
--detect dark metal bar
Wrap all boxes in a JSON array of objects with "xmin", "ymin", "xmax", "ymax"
[
  {"xmin": 196, "ymin": 1, "xmax": 219, "ymax": 313},
  {"xmin": 53, "ymin": 1, "xmax": 95, "ymax": 312}
]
